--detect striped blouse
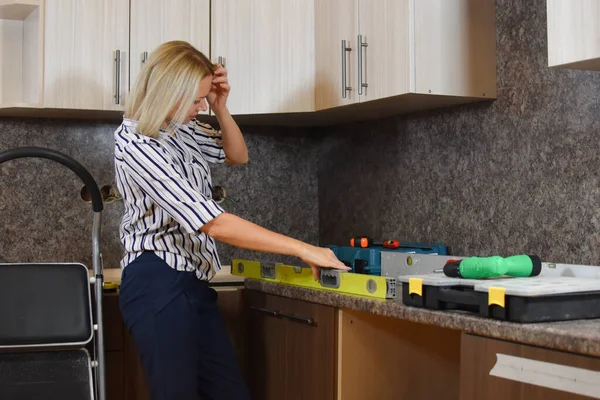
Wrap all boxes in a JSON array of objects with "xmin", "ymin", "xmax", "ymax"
[{"xmin": 113, "ymin": 117, "xmax": 226, "ymax": 280}]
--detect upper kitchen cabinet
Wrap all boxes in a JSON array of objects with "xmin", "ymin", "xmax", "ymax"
[
  {"xmin": 129, "ymin": 0, "xmax": 210, "ymax": 102},
  {"xmin": 0, "ymin": 0, "xmax": 44, "ymax": 109},
  {"xmin": 211, "ymin": 0, "xmax": 315, "ymax": 115},
  {"xmin": 315, "ymin": 0, "xmax": 497, "ymax": 112},
  {"xmin": 43, "ymin": 0, "xmax": 129, "ymax": 111},
  {"xmin": 547, "ymin": 0, "xmax": 600, "ymax": 70}
]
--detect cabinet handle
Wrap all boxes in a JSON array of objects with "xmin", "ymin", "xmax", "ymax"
[
  {"xmin": 114, "ymin": 50, "xmax": 121, "ymax": 105},
  {"xmin": 279, "ymin": 312, "xmax": 314, "ymax": 325},
  {"xmin": 250, "ymin": 306, "xmax": 314, "ymax": 325},
  {"xmin": 341, "ymin": 40, "xmax": 352, "ymax": 98},
  {"xmin": 357, "ymin": 34, "xmax": 368, "ymax": 95},
  {"xmin": 250, "ymin": 305, "xmax": 278, "ymax": 317},
  {"xmin": 218, "ymin": 56, "xmax": 227, "ymax": 68},
  {"xmin": 142, "ymin": 51, "xmax": 148, "ymax": 64}
]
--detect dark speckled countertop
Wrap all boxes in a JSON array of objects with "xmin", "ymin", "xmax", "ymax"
[{"xmin": 244, "ymin": 279, "xmax": 600, "ymax": 358}]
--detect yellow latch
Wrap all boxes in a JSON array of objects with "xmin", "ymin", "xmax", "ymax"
[
  {"xmin": 488, "ymin": 287, "xmax": 506, "ymax": 308},
  {"xmin": 408, "ymin": 278, "xmax": 423, "ymax": 296}
]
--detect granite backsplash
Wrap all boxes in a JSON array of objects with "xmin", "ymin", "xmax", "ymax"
[
  {"xmin": 317, "ymin": 0, "xmax": 600, "ymax": 265},
  {"xmin": 2, "ymin": 0, "xmax": 600, "ymax": 270},
  {"xmin": 0, "ymin": 118, "xmax": 318, "ymax": 269}
]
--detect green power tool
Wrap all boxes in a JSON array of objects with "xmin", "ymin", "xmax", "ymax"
[{"xmin": 437, "ymin": 255, "xmax": 542, "ymax": 279}]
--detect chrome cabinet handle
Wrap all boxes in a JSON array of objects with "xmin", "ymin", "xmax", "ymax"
[
  {"xmin": 142, "ymin": 51, "xmax": 148, "ymax": 64},
  {"xmin": 358, "ymin": 34, "xmax": 368, "ymax": 95},
  {"xmin": 218, "ymin": 56, "xmax": 227, "ymax": 68},
  {"xmin": 341, "ymin": 40, "xmax": 352, "ymax": 98},
  {"xmin": 114, "ymin": 50, "xmax": 121, "ymax": 105}
]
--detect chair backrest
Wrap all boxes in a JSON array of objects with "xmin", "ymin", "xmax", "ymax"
[{"xmin": 0, "ymin": 263, "xmax": 93, "ymax": 349}]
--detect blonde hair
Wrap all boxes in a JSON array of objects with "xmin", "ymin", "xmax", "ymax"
[{"xmin": 125, "ymin": 40, "xmax": 215, "ymax": 138}]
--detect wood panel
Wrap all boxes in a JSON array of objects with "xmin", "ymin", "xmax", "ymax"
[
  {"xmin": 357, "ymin": 0, "xmax": 411, "ymax": 102},
  {"xmin": 315, "ymin": 0, "xmax": 358, "ymax": 110},
  {"xmin": 337, "ymin": 309, "xmax": 461, "ymax": 400},
  {"xmin": 0, "ymin": 1, "xmax": 42, "ymax": 107},
  {"xmin": 106, "ymin": 351, "xmax": 125, "ymax": 400},
  {"xmin": 43, "ymin": 0, "xmax": 129, "ymax": 110},
  {"xmin": 547, "ymin": 0, "xmax": 600, "ymax": 70},
  {"xmin": 211, "ymin": 0, "xmax": 315, "ymax": 115},
  {"xmin": 245, "ymin": 290, "xmax": 337, "ymax": 400},
  {"xmin": 460, "ymin": 334, "xmax": 600, "ymax": 400},
  {"xmin": 246, "ymin": 290, "xmax": 288, "ymax": 400},
  {"xmin": 129, "ymin": 0, "xmax": 210, "ymax": 101},
  {"xmin": 414, "ymin": 0, "xmax": 496, "ymax": 98},
  {"xmin": 286, "ymin": 297, "xmax": 336, "ymax": 400},
  {"xmin": 103, "ymin": 293, "xmax": 125, "ymax": 352}
]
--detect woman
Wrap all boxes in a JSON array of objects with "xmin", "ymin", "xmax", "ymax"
[{"xmin": 114, "ymin": 40, "xmax": 348, "ymax": 400}]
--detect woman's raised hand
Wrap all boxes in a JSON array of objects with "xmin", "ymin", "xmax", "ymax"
[{"xmin": 207, "ymin": 64, "xmax": 230, "ymax": 113}]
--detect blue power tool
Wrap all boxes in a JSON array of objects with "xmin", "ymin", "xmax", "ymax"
[{"xmin": 327, "ymin": 239, "xmax": 447, "ymax": 276}]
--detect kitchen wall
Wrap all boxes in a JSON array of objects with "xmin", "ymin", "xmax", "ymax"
[
  {"xmin": 3, "ymin": 0, "xmax": 599, "ymax": 270},
  {"xmin": 318, "ymin": 0, "xmax": 600, "ymax": 265},
  {"xmin": 0, "ymin": 117, "xmax": 318, "ymax": 269}
]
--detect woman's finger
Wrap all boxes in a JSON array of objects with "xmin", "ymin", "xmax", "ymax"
[
  {"xmin": 212, "ymin": 76, "xmax": 228, "ymax": 84},
  {"xmin": 311, "ymin": 266, "xmax": 319, "ymax": 281},
  {"xmin": 213, "ymin": 65, "xmax": 227, "ymax": 77}
]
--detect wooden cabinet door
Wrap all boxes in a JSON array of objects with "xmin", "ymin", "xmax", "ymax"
[
  {"xmin": 285, "ymin": 297, "xmax": 336, "ymax": 400},
  {"xmin": 460, "ymin": 334, "xmax": 600, "ymax": 400},
  {"xmin": 413, "ymin": 0, "xmax": 496, "ymax": 97},
  {"xmin": 338, "ymin": 309, "xmax": 461, "ymax": 400},
  {"xmin": 43, "ymin": 0, "xmax": 129, "ymax": 110},
  {"xmin": 211, "ymin": 0, "xmax": 315, "ymax": 115},
  {"xmin": 357, "ymin": 0, "xmax": 411, "ymax": 102},
  {"xmin": 129, "ymin": 0, "xmax": 210, "ymax": 111},
  {"xmin": 547, "ymin": 0, "xmax": 600, "ymax": 70},
  {"xmin": 246, "ymin": 291, "xmax": 288, "ymax": 400},
  {"xmin": 245, "ymin": 291, "xmax": 337, "ymax": 400},
  {"xmin": 315, "ymin": 0, "xmax": 358, "ymax": 110}
]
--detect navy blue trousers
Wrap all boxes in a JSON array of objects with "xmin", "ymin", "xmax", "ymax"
[{"xmin": 118, "ymin": 252, "xmax": 251, "ymax": 400}]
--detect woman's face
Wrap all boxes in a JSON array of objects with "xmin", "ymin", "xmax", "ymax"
[{"xmin": 167, "ymin": 75, "xmax": 213, "ymax": 125}]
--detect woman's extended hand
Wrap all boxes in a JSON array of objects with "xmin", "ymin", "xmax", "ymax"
[
  {"xmin": 207, "ymin": 64, "xmax": 230, "ymax": 114},
  {"xmin": 298, "ymin": 244, "xmax": 351, "ymax": 280}
]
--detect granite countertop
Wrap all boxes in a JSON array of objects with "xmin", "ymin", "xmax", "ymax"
[
  {"xmin": 94, "ymin": 265, "xmax": 245, "ymax": 286},
  {"xmin": 244, "ymin": 279, "xmax": 600, "ymax": 358}
]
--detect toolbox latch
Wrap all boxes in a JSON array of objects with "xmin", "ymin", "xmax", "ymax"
[
  {"xmin": 488, "ymin": 287, "xmax": 506, "ymax": 308},
  {"xmin": 408, "ymin": 277, "xmax": 423, "ymax": 297}
]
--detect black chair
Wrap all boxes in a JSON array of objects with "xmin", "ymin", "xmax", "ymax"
[{"xmin": 0, "ymin": 147, "xmax": 106, "ymax": 400}]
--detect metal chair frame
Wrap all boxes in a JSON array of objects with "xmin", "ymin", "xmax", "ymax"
[{"xmin": 0, "ymin": 146, "xmax": 106, "ymax": 400}]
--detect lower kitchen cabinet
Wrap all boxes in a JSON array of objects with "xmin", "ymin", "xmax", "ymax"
[
  {"xmin": 245, "ymin": 290, "xmax": 337, "ymax": 400},
  {"xmin": 460, "ymin": 334, "xmax": 600, "ymax": 400},
  {"xmin": 100, "ymin": 286, "xmax": 246, "ymax": 400},
  {"xmin": 337, "ymin": 309, "xmax": 462, "ymax": 400},
  {"xmin": 101, "ymin": 287, "xmax": 600, "ymax": 400}
]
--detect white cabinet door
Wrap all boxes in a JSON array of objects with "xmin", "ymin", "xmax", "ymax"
[
  {"xmin": 413, "ymin": 0, "xmax": 496, "ymax": 98},
  {"xmin": 43, "ymin": 0, "xmax": 129, "ymax": 110},
  {"xmin": 315, "ymin": 0, "xmax": 496, "ymax": 111},
  {"xmin": 129, "ymin": 0, "xmax": 210, "ymax": 92},
  {"xmin": 211, "ymin": 0, "xmax": 315, "ymax": 115},
  {"xmin": 315, "ymin": 0, "xmax": 358, "ymax": 110},
  {"xmin": 547, "ymin": 0, "xmax": 600, "ymax": 70},
  {"xmin": 357, "ymin": 0, "xmax": 411, "ymax": 102}
]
